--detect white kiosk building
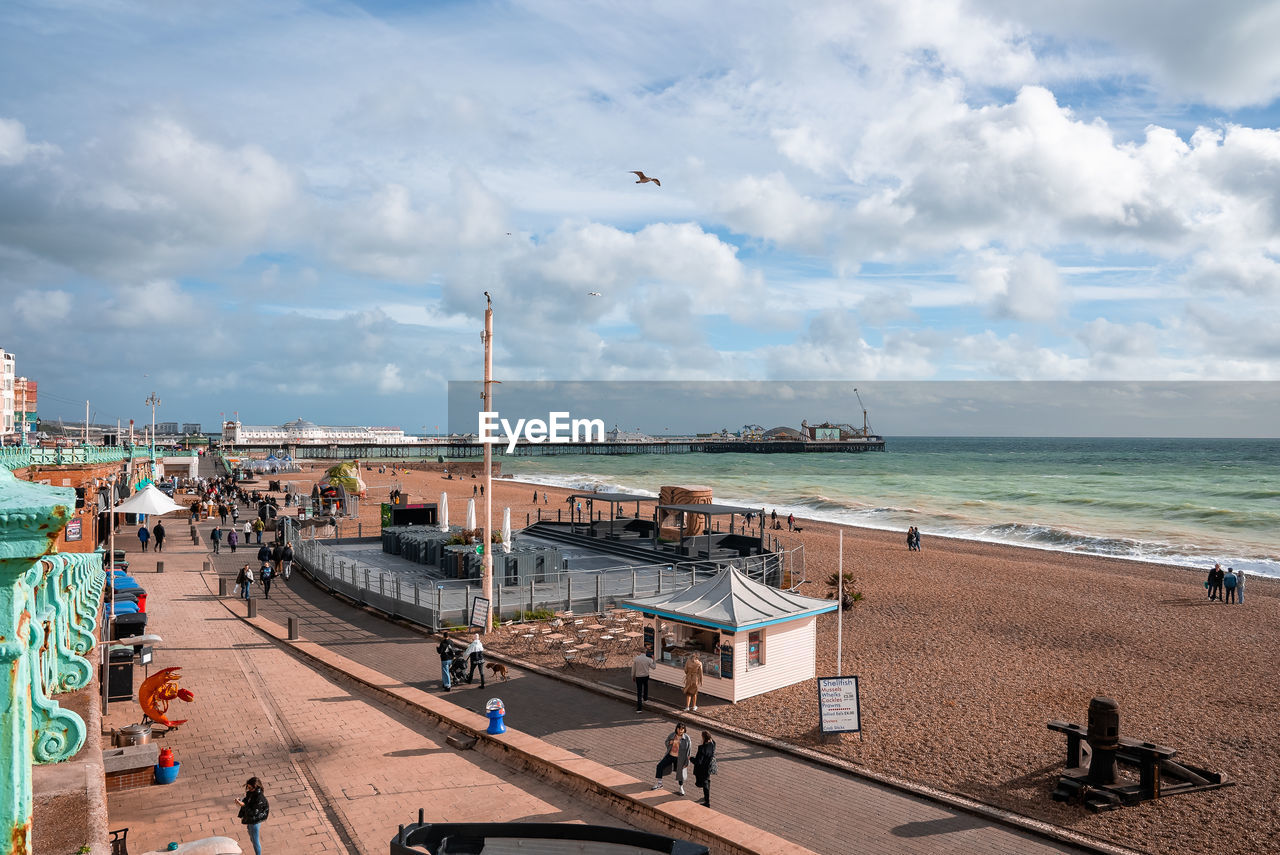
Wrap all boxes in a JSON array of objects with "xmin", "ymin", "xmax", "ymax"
[{"xmin": 623, "ymin": 567, "xmax": 838, "ymax": 703}]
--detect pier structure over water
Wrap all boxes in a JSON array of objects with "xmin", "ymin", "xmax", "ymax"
[{"xmin": 222, "ymin": 436, "xmax": 886, "ymax": 460}]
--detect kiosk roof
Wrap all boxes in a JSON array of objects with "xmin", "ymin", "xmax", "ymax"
[{"xmin": 622, "ymin": 566, "xmax": 836, "ymax": 631}]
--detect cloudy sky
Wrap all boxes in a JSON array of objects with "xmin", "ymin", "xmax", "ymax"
[{"xmin": 3, "ymin": 0, "xmax": 1280, "ymax": 433}]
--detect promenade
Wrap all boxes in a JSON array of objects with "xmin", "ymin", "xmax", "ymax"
[{"xmin": 180, "ymin": 520, "xmax": 1104, "ymax": 853}]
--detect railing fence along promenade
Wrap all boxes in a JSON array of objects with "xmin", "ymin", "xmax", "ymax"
[
  {"xmin": 0, "ymin": 444, "xmax": 194, "ymax": 471},
  {"xmin": 0, "ymin": 467, "xmax": 103, "ymax": 852},
  {"xmin": 283, "ymin": 518, "xmax": 804, "ymax": 630}
]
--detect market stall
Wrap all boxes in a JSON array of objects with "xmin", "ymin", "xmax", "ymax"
[{"xmin": 622, "ymin": 566, "xmax": 837, "ymax": 703}]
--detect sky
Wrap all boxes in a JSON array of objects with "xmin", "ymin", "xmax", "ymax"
[{"xmin": 2, "ymin": 0, "xmax": 1280, "ymax": 435}]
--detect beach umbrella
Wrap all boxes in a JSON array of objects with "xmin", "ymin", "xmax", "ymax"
[
  {"xmin": 502, "ymin": 507, "xmax": 512, "ymax": 553},
  {"xmin": 465, "ymin": 498, "xmax": 476, "ymax": 531},
  {"xmin": 439, "ymin": 492, "xmax": 449, "ymax": 531}
]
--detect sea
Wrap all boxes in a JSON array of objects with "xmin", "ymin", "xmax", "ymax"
[{"xmin": 500, "ymin": 437, "xmax": 1280, "ymax": 580}]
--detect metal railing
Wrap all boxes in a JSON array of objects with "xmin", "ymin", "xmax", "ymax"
[
  {"xmin": 284, "ymin": 518, "xmax": 805, "ymax": 630},
  {"xmin": 0, "ymin": 444, "xmax": 157, "ymax": 471},
  {"xmin": 0, "ymin": 468, "xmax": 102, "ymax": 852}
]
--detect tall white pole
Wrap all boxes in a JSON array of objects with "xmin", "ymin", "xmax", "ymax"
[
  {"xmin": 481, "ymin": 294, "xmax": 494, "ymax": 633},
  {"xmin": 836, "ymin": 529, "xmax": 843, "ymax": 676}
]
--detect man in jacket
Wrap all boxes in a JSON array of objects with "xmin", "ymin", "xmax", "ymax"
[
  {"xmin": 632, "ymin": 651, "xmax": 656, "ymax": 712},
  {"xmin": 437, "ymin": 631, "xmax": 456, "ymax": 691},
  {"xmin": 465, "ymin": 634, "xmax": 486, "ymax": 688},
  {"xmin": 281, "ymin": 542, "xmax": 294, "ymax": 580},
  {"xmin": 270, "ymin": 542, "xmax": 283, "ymax": 575}
]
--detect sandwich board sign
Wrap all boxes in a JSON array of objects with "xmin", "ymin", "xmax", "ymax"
[{"xmin": 818, "ymin": 676, "xmax": 862, "ymax": 734}]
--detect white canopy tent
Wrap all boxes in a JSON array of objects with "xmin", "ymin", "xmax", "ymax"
[{"xmin": 109, "ymin": 485, "xmax": 187, "ymax": 517}]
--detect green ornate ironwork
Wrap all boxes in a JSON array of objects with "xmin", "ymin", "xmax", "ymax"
[
  {"xmin": 0, "ymin": 467, "xmax": 95, "ymax": 853},
  {"xmin": 0, "ymin": 444, "xmax": 157, "ymax": 472}
]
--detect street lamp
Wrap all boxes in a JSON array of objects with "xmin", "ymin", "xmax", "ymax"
[{"xmin": 146, "ymin": 392, "xmax": 160, "ymax": 479}]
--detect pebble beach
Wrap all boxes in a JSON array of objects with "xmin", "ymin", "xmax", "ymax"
[{"xmin": 270, "ymin": 462, "xmax": 1278, "ymax": 855}]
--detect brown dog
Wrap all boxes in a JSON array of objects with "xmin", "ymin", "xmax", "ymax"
[{"xmin": 486, "ymin": 662, "xmax": 509, "ymax": 681}]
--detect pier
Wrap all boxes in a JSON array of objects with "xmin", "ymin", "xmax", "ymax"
[{"xmin": 222, "ymin": 436, "xmax": 886, "ymax": 459}]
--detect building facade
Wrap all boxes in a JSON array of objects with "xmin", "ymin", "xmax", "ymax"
[
  {"xmin": 15, "ymin": 377, "xmax": 37, "ymax": 440},
  {"xmin": 1, "ymin": 349, "xmax": 14, "ymax": 438},
  {"xmin": 222, "ymin": 418, "xmax": 420, "ymax": 445}
]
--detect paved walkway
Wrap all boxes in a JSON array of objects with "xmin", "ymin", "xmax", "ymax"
[
  {"xmin": 105, "ymin": 532, "xmax": 633, "ymax": 855},
  {"xmin": 201, "ymin": 518, "xmax": 1097, "ymax": 854}
]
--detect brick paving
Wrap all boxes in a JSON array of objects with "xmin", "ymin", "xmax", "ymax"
[
  {"xmin": 104, "ymin": 530, "xmax": 633, "ymax": 855},
  {"xmin": 199, "ymin": 517, "xmax": 1098, "ymax": 855}
]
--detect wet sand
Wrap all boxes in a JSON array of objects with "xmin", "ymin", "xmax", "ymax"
[{"xmin": 263, "ymin": 462, "xmax": 1278, "ymax": 855}]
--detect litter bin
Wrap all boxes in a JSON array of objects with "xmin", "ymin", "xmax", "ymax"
[
  {"xmin": 112, "ymin": 611, "xmax": 148, "ymax": 640},
  {"xmin": 105, "ymin": 648, "xmax": 134, "ymax": 702}
]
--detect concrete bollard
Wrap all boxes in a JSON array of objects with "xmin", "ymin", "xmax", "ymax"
[
  {"xmin": 247, "ymin": 599, "xmax": 257, "ymax": 619},
  {"xmin": 203, "ymin": 560, "xmax": 211, "ymax": 573},
  {"xmin": 288, "ymin": 616, "xmax": 299, "ymax": 640},
  {"xmin": 156, "ymin": 561, "xmax": 164, "ymax": 574},
  {"xmin": 218, "ymin": 578, "xmax": 228, "ymax": 597}
]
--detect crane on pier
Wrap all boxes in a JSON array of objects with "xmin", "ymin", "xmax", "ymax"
[{"xmin": 741, "ymin": 424, "xmax": 764, "ymax": 439}]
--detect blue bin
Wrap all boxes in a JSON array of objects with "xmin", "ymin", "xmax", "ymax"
[
  {"xmin": 485, "ymin": 699, "xmax": 506, "ymax": 735},
  {"xmin": 108, "ymin": 602, "xmax": 138, "ymax": 614},
  {"xmin": 154, "ymin": 761, "xmax": 180, "ymax": 784}
]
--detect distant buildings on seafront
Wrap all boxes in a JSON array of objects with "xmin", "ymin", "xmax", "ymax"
[
  {"xmin": 0, "ymin": 347, "xmax": 38, "ymax": 443},
  {"xmin": 223, "ymin": 417, "xmax": 420, "ymax": 445}
]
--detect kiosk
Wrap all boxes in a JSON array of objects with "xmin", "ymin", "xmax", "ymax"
[{"xmin": 623, "ymin": 566, "xmax": 837, "ymax": 703}]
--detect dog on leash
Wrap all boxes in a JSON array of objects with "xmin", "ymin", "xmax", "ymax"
[{"xmin": 486, "ymin": 662, "xmax": 510, "ymax": 681}]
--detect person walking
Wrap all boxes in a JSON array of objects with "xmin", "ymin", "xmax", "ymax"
[
  {"xmin": 259, "ymin": 560, "xmax": 274, "ymax": 599},
  {"xmin": 253, "ymin": 517, "xmax": 265, "ymax": 544},
  {"xmin": 437, "ymin": 631, "xmax": 455, "ymax": 691},
  {"xmin": 650, "ymin": 722, "xmax": 691, "ymax": 795},
  {"xmin": 787, "ymin": 513, "xmax": 794, "ymax": 531},
  {"xmin": 543, "ymin": 492, "xmax": 548, "ymax": 504},
  {"xmin": 1236, "ymin": 568, "xmax": 1246, "ymax": 604},
  {"xmin": 137, "ymin": 524, "xmax": 150, "ymax": 552},
  {"xmin": 152, "ymin": 521, "xmax": 166, "ymax": 552},
  {"xmin": 211, "ymin": 525, "xmax": 222, "ymax": 554},
  {"xmin": 219, "ymin": 503, "xmax": 228, "ymax": 525},
  {"xmin": 281, "ymin": 542, "xmax": 294, "ymax": 581},
  {"xmin": 231, "ymin": 505, "xmax": 239, "ymax": 525},
  {"xmin": 227, "ymin": 527, "xmax": 238, "ymax": 553},
  {"xmin": 1206, "ymin": 564, "xmax": 1220, "ymax": 600},
  {"xmin": 236, "ymin": 564, "xmax": 252, "ymax": 600},
  {"xmin": 1223, "ymin": 567, "xmax": 1238, "ymax": 604},
  {"xmin": 243, "ymin": 519, "xmax": 253, "ymax": 548},
  {"xmin": 257, "ymin": 542, "xmax": 272, "ymax": 567},
  {"xmin": 1211, "ymin": 564, "xmax": 1226, "ymax": 602},
  {"xmin": 465, "ymin": 634, "xmax": 486, "ymax": 688},
  {"xmin": 270, "ymin": 542, "xmax": 283, "ymax": 575},
  {"xmin": 683, "ymin": 654, "xmax": 704, "ymax": 711},
  {"xmin": 235, "ymin": 776, "xmax": 269, "ymax": 855},
  {"xmin": 632, "ymin": 650, "xmax": 656, "ymax": 712},
  {"xmin": 692, "ymin": 731, "xmax": 717, "ymax": 807}
]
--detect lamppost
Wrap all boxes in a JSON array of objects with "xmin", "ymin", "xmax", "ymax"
[
  {"xmin": 146, "ymin": 392, "xmax": 160, "ymax": 479},
  {"xmin": 480, "ymin": 293, "xmax": 494, "ymax": 633}
]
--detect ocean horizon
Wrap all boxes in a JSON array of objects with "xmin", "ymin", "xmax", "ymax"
[{"xmin": 492, "ymin": 436, "xmax": 1280, "ymax": 580}]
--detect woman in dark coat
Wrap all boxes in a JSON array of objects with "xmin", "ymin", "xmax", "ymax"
[
  {"xmin": 235, "ymin": 776, "xmax": 269, "ymax": 855},
  {"xmin": 692, "ymin": 730, "xmax": 717, "ymax": 807}
]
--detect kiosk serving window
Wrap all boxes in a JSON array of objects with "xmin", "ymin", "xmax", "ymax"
[
  {"xmin": 748, "ymin": 630, "xmax": 763, "ymax": 668},
  {"xmin": 658, "ymin": 621, "xmax": 724, "ymax": 678}
]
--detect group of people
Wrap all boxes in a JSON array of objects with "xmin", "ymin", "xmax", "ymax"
[
  {"xmin": 233, "ymin": 542, "xmax": 295, "ymax": 600},
  {"xmin": 905, "ymin": 526, "xmax": 923, "ymax": 551},
  {"xmin": 135, "ymin": 520, "xmax": 166, "ymax": 552},
  {"xmin": 1206, "ymin": 563, "xmax": 1245, "ymax": 604},
  {"xmin": 435, "ymin": 630, "xmax": 487, "ymax": 690}
]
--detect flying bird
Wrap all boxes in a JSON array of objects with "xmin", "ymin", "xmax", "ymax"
[
  {"xmin": 587, "ymin": 291, "xmax": 602, "ymax": 297},
  {"xmin": 630, "ymin": 171, "xmax": 661, "ymax": 187}
]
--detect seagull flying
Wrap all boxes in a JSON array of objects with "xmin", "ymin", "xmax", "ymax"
[
  {"xmin": 587, "ymin": 291, "xmax": 602, "ymax": 297},
  {"xmin": 630, "ymin": 171, "xmax": 661, "ymax": 187}
]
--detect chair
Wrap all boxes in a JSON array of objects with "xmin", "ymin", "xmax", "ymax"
[
  {"xmin": 562, "ymin": 650, "xmax": 578, "ymax": 668},
  {"xmin": 591, "ymin": 651, "xmax": 609, "ymax": 668},
  {"xmin": 110, "ymin": 828, "xmax": 129, "ymax": 855}
]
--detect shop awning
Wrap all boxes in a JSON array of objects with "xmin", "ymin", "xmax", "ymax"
[{"xmin": 622, "ymin": 566, "xmax": 836, "ymax": 631}]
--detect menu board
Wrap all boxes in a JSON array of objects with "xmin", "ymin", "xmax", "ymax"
[
  {"xmin": 64, "ymin": 518, "xmax": 82, "ymax": 542},
  {"xmin": 719, "ymin": 642, "xmax": 734, "ymax": 680},
  {"xmin": 468, "ymin": 596, "xmax": 490, "ymax": 629},
  {"xmin": 818, "ymin": 676, "xmax": 862, "ymax": 734},
  {"xmin": 643, "ymin": 625, "xmax": 654, "ymax": 658}
]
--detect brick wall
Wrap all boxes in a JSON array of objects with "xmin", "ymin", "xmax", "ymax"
[{"xmin": 105, "ymin": 769, "xmax": 156, "ymax": 792}]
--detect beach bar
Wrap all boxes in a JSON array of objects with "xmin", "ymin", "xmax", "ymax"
[{"xmin": 622, "ymin": 567, "xmax": 838, "ymax": 703}]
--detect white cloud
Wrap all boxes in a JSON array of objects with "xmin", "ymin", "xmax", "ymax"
[
  {"xmin": 377, "ymin": 363, "xmax": 404, "ymax": 393},
  {"xmin": 14, "ymin": 289, "xmax": 71, "ymax": 323},
  {"xmin": 968, "ymin": 251, "xmax": 1063, "ymax": 321},
  {"xmin": 715, "ymin": 173, "xmax": 832, "ymax": 250},
  {"xmin": 0, "ymin": 118, "xmax": 56, "ymax": 166},
  {"xmin": 102, "ymin": 280, "xmax": 198, "ymax": 328}
]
